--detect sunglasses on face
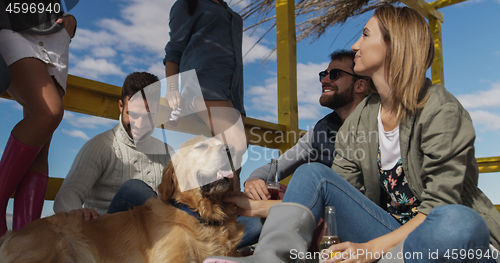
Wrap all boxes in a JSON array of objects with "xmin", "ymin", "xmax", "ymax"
[{"xmin": 319, "ymin": 68, "xmax": 358, "ymax": 82}]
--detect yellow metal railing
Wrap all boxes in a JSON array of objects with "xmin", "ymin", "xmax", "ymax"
[
  {"xmin": 2, "ymin": 74, "xmax": 498, "ymax": 204},
  {"xmin": 1, "ymin": 74, "xmax": 302, "ymax": 200}
]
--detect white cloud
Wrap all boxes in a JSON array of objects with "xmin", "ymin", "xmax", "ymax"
[
  {"xmin": 68, "ymin": 0, "xmax": 273, "ymax": 80},
  {"xmin": 469, "ymin": 110, "xmax": 500, "ymax": 131},
  {"xmin": 455, "ymin": 81, "xmax": 500, "ymax": 132},
  {"xmin": 246, "ymin": 61, "xmax": 329, "ymax": 121},
  {"xmin": 456, "ymin": 82, "xmax": 500, "ymax": 109},
  {"xmin": 70, "ymin": 0, "xmax": 173, "ymax": 56},
  {"xmin": 248, "ymin": 80, "xmax": 278, "ymax": 119},
  {"xmin": 63, "ymin": 112, "xmax": 117, "ymax": 129},
  {"xmin": 297, "ymin": 62, "xmax": 329, "ymax": 105},
  {"xmin": 243, "ymin": 32, "xmax": 275, "ymax": 64},
  {"xmin": 147, "ymin": 63, "xmax": 167, "ymax": 80},
  {"xmin": 70, "ymin": 28, "xmax": 117, "ymax": 50},
  {"xmin": 62, "ymin": 129, "xmax": 91, "ymax": 140},
  {"xmin": 298, "ymin": 104, "xmax": 322, "ymax": 120},
  {"xmin": 70, "ymin": 57, "xmax": 126, "ymax": 80},
  {"xmin": 91, "ymin": 47, "xmax": 117, "ymax": 58}
]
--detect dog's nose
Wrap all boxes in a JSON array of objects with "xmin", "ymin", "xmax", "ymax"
[{"xmin": 221, "ymin": 144, "xmax": 235, "ymax": 155}]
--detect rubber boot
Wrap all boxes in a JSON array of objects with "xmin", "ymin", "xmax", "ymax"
[
  {"xmin": 12, "ymin": 171, "xmax": 49, "ymax": 230},
  {"xmin": 0, "ymin": 134, "xmax": 42, "ymax": 236},
  {"xmin": 204, "ymin": 202, "xmax": 316, "ymax": 263}
]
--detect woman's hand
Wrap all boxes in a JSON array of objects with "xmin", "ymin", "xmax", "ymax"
[
  {"xmin": 165, "ymin": 89, "xmax": 181, "ymax": 110},
  {"xmin": 56, "ymin": 15, "xmax": 77, "ymax": 38},
  {"xmin": 165, "ymin": 62, "xmax": 181, "ymax": 110},
  {"xmin": 324, "ymin": 242, "xmax": 380, "ymax": 263}
]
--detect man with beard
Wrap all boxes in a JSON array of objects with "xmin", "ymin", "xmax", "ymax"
[
  {"xmin": 54, "ymin": 72, "xmax": 174, "ymax": 220},
  {"xmin": 244, "ymin": 50, "xmax": 370, "ymax": 201}
]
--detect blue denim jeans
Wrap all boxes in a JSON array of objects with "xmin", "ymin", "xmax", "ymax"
[
  {"xmin": 107, "ymin": 179, "xmax": 157, "ymax": 214},
  {"xmin": 280, "ymin": 163, "xmax": 494, "ymax": 263},
  {"xmin": 107, "ymin": 179, "xmax": 261, "ymax": 249}
]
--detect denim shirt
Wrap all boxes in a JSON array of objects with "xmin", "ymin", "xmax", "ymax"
[{"xmin": 164, "ymin": 0, "xmax": 244, "ymax": 114}]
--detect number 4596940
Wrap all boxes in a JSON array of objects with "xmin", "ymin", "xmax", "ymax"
[
  {"xmin": 444, "ymin": 248, "xmax": 498, "ymax": 260},
  {"xmin": 5, "ymin": 2, "xmax": 61, "ymax": 14}
]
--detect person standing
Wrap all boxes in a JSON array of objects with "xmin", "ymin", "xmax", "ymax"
[
  {"xmin": 0, "ymin": 0, "xmax": 76, "ymax": 236},
  {"xmin": 164, "ymin": 0, "xmax": 247, "ymax": 190}
]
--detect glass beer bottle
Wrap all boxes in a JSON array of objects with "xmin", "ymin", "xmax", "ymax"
[
  {"xmin": 319, "ymin": 206, "xmax": 340, "ymax": 263},
  {"xmin": 266, "ymin": 159, "xmax": 280, "ymax": 200}
]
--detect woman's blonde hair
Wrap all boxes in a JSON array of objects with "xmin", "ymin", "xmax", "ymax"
[{"xmin": 374, "ymin": 5, "xmax": 434, "ymax": 121}]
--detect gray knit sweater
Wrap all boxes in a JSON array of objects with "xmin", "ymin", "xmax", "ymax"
[{"xmin": 54, "ymin": 120, "xmax": 174, "ymax": 215}]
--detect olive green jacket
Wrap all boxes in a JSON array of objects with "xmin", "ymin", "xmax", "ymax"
[{"xmin": 331, "ymin": 80, "xmax": 500, "ymax": 249}]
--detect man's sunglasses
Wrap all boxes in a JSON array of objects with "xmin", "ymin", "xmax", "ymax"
[{"xmin": 319, "ymin": 69, "xmax": 359, "ymax": 82}]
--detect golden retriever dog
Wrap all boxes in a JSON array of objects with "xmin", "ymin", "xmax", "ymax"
[{"xmin": 0, "ymin": 136, "xmax": 244, "ymax": 263}]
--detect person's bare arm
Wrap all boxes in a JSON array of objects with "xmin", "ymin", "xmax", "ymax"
[
  {"xmin": 224, "ymin": 192, "xmax": 281, "ymax": 217},
  {"xmin": 165, "ymin": 62, "xmax": 181, "ymax": 110},
  {"xmin": 326, "ymin": 213, "xmax": 427, "ymax": 263}
]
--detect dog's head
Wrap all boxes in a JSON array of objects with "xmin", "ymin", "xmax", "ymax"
[{"xmin": 158, "ymin": 136, "xmax": 236, "ymax": 205}]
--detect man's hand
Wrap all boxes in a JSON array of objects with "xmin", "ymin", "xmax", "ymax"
[
  {"xmin": 68, "ymin": 208, "xmax": 100, "ymax": 221},
  {"xmin": 244, "ymin": 179, "xmax": 270, "ymax": 200},
  {"xmin": 223, "ymin": 191, "xmax": 279, "ymax": 218}
]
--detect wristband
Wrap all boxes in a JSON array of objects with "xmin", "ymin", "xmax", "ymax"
[{"xmin": 167, "ymin": 82, "xmax": 178, "ymax": 91}]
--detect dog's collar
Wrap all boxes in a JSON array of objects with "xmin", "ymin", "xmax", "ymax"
[{"xmin": 170, "ymin": 200, "xmax": 222, "ymax": 226}]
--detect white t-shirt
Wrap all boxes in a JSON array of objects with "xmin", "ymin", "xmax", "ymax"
[{"xmin": 378, "ymin": 105, "xmax": 401, "ymax": 170}]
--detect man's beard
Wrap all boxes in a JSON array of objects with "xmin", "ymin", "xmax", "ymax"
[
  {"xmin": 122, "ymin": 117, "xmax": 153, "ymax": 142},
  {"xmin": 319, "ymin": 84, "xmax": 355, "ymax": 110}
]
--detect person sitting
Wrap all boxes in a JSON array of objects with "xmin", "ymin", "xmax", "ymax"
[
  {"xmin": 204, "ymin": 5, "xmax": 500, "ymax": 263},
  {"xmin": 243, "ymin": 49, "xmax": 370, "ymax": 201},
  {"xmin": 236, "ymin": 49, "xmax": 371, "ymax": 248},
  {"xmin": 53, "ymin": 72, "xmax": 174, "ymax": 221}
]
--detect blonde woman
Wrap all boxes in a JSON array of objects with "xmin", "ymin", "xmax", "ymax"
[{"xmin": 205, "ymin": 5, "xmax": 500, "ymax": 263}]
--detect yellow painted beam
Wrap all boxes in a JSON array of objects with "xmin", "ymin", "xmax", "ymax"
[
  {"xmin": 429, "ymin": 18, "xmax": 445, "ymax": 85},
  {"xmin": 400, "ymin": 0, "xmax": 444, "ymax": 22},
  {"xmin": 430, "ymin": 0, "xmax": 468, "ymax": 10},
  {"xmin": 1, "ymin": 75, "xmax": 122, "ymax": 120},
  {"xmin": 10, "ymin": 177, "xmax": 63, "ymax": 200},
  {"xmin": 0, "ymin": 75, "xmax": 299, "ymax": 150},
  {"xmin": 477, "ymin": 156, "xmax": 500, "ymax": 174},
  {"xmin": 276, "ymin": 0, "xmax": 299, "ymax": 185},
  {"xmin": 275, "ymin": 0, "xmax": 299, "ymax": 147}
]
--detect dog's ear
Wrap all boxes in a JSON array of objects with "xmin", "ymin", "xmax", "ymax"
[{"xmin": 159, "ymin": 161, "xmax": 177, "ymax": 202}]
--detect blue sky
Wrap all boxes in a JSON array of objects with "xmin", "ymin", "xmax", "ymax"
[{"xmin": 1, "ymin": 0, "xmax": 500, "ymax": 219}]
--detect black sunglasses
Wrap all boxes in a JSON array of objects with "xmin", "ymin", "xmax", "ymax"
[{"xmin": 319, "ymin": 69, "xmax": 359, "ymax": 82}]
